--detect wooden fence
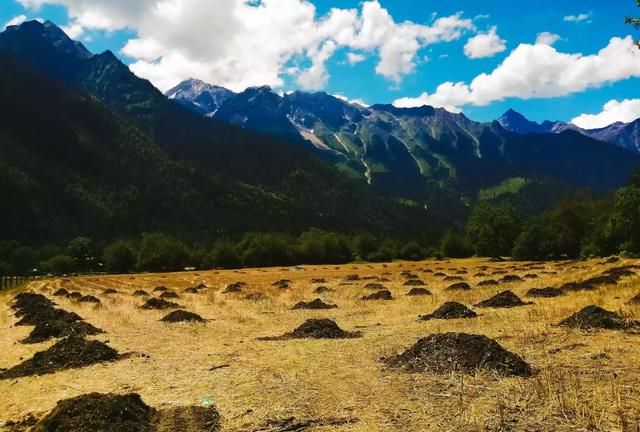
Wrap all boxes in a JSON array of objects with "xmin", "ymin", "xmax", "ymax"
[{"xmin": 0, "ymin": 276, "xmax": 35, "ymax": 291}]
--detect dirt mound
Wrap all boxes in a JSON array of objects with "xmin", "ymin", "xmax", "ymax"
[
  {"xmin": 526, "ymin": 287, "xmax": 563, "ymax": 298},
  {"xmin": 443, "ymin": 276, "xmax": 464, "ymax": 282},
  {"xmin": 67, "ymin": 291, "xmax": 83, "ymax": 300},
  {"xmin": 403, "ymin": 279, "xmax": 426, "ymax": 286},
  {"xmin": 153, "ymin": 286, "xmax": 169, "ymax": 293},
  {"xmin": 583, "ymin": 275, "xmax": 619, "ymax": 287},
  {"xmin": 604, "ymin": 266, "xmax": 638, "ymax": 278},
  {"xmin": 364, "ymin": 282, "xmax": 386, "ymax": 289},
  {"xmin": 79, "ymin": 295, "xmax": 101, "ymax": 304},
  {"xmin": 160, "ymin": 310, "xmax": 205, "ymax": 323},
  {"xmin": 478, "ymin": 279, "xmax": 499, "ymax": 286},
  {"xmin": 628, "ymin": 293, "xmax": 640, "ymax": 304},
  {"xmin": 361, "ymin": 290, "xmax": 393, "ymax": 301},
  {"xmin": 22, "ymin": 320, "xmax": 103, "ymax": 344},
  {"xmin": 159, "ymin": 291, "xmax": 180, "ymax": 299},
  {"xmin": 183, "ymin": 287, "xmax": 199, "ymax": 294},
  {"xmin": 524, "ymin": 274, "xmax": 539, "ymax": 279},
  {"xmin": 260, "ymin": 319, "xmax": 362, "ymax": 340},
  {"xmin": 561, "ymin": 281, "xmax": 596, "ymax": 292},
  {"xmin": 223, "ymin": 282, "xmax": 244, "ymax": 293},
  {"xmin": 344, "ymin": 274, "xmax": 360, "ymax": 281},
  {"xmin": 406, "ymin": 288, "xmax": 432, "ymax": 296},
  {"xmin": 32, "ymin": 392, "xmax": 156, "ymax": 432},
  {"xmin": 558, "ymin": 305, "xmax": 639, "ymax": 330},
  {"xmin": 31, "ymin": 392, "xmax": 222, "ymax": 432},
  {"xmin": 133, "ymin": 290, "xmax": 149, "ymax": 297},
  {"xmin": 140, "ymin": 298, "xmax": 180, "ymax": 310},
  {"xmin": 311, "ymin": 278, "xmax": 327, "ymax": 283},
  {"xmin": 446, "ymin": 282, "xmax": 472, "ymax": 291},
  {"xmin": 382, "ymin": 332, "xmax": 531, "ymax": 377},
  {"xmin": 52, "ymin": 288, "xmax": 69, "ymax": 297},
  {"xmin": 292, "ymin": 298, "xmax": 338, "ymax": 310},
  {"xmin": 0, "ymin": 336, "xmax": 119, "ymax": 379},
  {"xmin": 102, "ymin": 288, "xmax": 118, "ymax": 295},
  {"xmin": 11, "ymin": 293, "xmax": 55, "ymax": 312},
  {"xmin": 15, "ymin": 306, "xmax": 83, "ymax": 327},
  {"xmin": 475, "ymin": 291, "xmax": 532, "ymax": 308},
  {"xmin": 418, "ymin": 302, "xmax": 477, "ymax": 321},
  {"xmin": 500, "ymin": 275, "xmax": 522, "ymax": 283},
  {"xmin": 313, "ymin": 286, "xmax": 334, "ymax": 294}
]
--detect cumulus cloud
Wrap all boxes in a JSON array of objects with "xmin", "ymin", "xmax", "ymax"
[
  {"xmin": 463, "ymin": 26, "xmax": 506, "ymax": 59},
  {"xmin": 18, "ymin": 0, "xmax": 474, "ymax": 92},
  {"xmin": 572, "ymin": 99, "xmax": 640, "ymax": 129},
  {"xmin": 3, "ymin": 14, "xmax": 27, "ymax": 30},
  {"xmin": 564, "ymin": 12, "xmax": 592, "ymax": 23},
  {"xmin": 394, "ymin": 36, "xmax": 640, "ymax": 111},
  {"xmin": 535, "ymin": 32, "xmax": 561, "ymax": 46},
  {"xmin": 346, "ymin": 52, "xmax": 366, "ymax": 65}
]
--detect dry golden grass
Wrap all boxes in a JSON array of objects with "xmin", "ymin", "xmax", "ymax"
[{"xmin": 1, "ymin": 258, "xmax": 640, "ymax": 431}]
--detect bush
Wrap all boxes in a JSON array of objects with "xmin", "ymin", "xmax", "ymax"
[
  {"xmin": 40, "ymin": 255, "xmax": 76, "ymax": 275},
  {"xmin": 350, "ymin": 233, "xmax": 378, "ymax": 260},
  {"xmin": 205, "ymin": 241, "xmax": 242, "ymax": 269},
  {"xmin": 10, "ymin": 246, "xmax": 38, "ymax": 275},
  {"xmin": 466, "ymin": 203, "xmax": 520, "ymax": 257},
  {"xmin": 237, "ymin": 233, "xmax": 296, "ymax": 267},
  {"xmin": 298, "ymin": 229, "xmax": 352, "ymax": 264},
  {"xmin": 104, "ymin": 240, "xmax": 137, "ymax": 273},
  {"xmin": 398, "ymin": 242, "xmax": 424, "ymax": 261},
  {"xmin": 137, "ymin": 233, "xmax": 190, "ymax": 272},
  {"xmin": 441, "ymin": 230, "xmax": 473, "ymax": 258}
]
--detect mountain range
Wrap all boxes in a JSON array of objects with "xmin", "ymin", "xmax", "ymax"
[
  {"xmin": 167, "ymin": 78, "xmax": 640, "ymax": 197},
  {"xmin": 497, "ymin": 108, "xmax": 640, "ymax": 154},
  {"xmin": 1, "ymin": 20, "xmax": 639, "ymax": 244}
]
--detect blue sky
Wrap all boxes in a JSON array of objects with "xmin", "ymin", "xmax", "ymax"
[{"xmin": 2, "ymin": 0, "xmax": 640, "ymax": 125}]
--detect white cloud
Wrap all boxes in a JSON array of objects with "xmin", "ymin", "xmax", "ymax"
[
  {"xmin": 564, "ymin": 12, "xmax": 592, "ymax": 23},
  {"xmin": 535, "ymin": 32, "xmax": 561, "ymax": 46},
  {"xmin": 572, "ymin": 99, "xmax": 640, "ymax": 129},
  {"xmin": 346, "ymin": 52, "xmax": 366, "ymax": 64},
  {"xmin": 463, "ymin": 26, "xmax": 506, "ymax": 59},
  {"xmin": 17, "ymin": 0, "xmax": 474, "ymax": 92},
  {"xmin": 3, "ymin": 14, "xmax": 27, "ymax": 30},
  {"xmin": 333, "ymin": 93, "xmax": 368, "ymax": 107},
  {"xmin": 61, "ymin": 22, "xmax": 84, "ymax": 39},
  {"xmin": 394, "ymin": 36, "xmax": 640, "ymax": 111}
]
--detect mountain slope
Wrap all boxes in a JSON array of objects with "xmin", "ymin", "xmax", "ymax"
[
  {"xmin": 171, "ymin": 79, "xmax": 640, "ymax": 196},
  {"xmin": 498, "ymin": 109, "xmax": 640, "ymax": 154},
  {"xmin": 0, "ymin": 25, "xmax": 431, "ymax": 242}
]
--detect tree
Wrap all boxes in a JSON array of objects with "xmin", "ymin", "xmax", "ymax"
[
  {"xmin": 236, "ymin": 233, "xmax": 296, "ymax": 267},
  {"xmin": 104, "ymin": 240, "xmax": 137, "ymax": 273},
  {"xmin": 67, "ymin": 236, "xmax": 95, "ymax": 271},
  {"xmin": 512, "ymin": 217, "xmax": 552, "ymax": 261},
  {"xmin": 298, "ymin": 229, "xmax": 352, "ymax": 264},
  {"xmin": 137, "ymin": 233, "xmax": 190, "ymax": 272},
  {"xmin": 41, "ymin": 255, "xmax": 76, "ymax": 275},
  {"xmin": 205, "ymin": 241, "xmax": 242, "ymax": 269},
  {"xmin": 626, "ymin": 0, "xmax": 640, "ymax": 47},
  {"xmin": 10, "ymin": 246, "xmax": 37, "ymax": 275},
  {"xmin": 398, "ymin": 242, "xmax": 424, "ymax": 261},
  {"xmin": 610, "ymin": 185, "xmax": 640, "ymax": 252},
  {"xmin": 350, "ymin": 233, "xmax": 378, "ymax": 261},
  {"xmin": 441, "ymin": 230, "xmax": 473, "ymax": 258},
  {"xmin": 465, "ymin": 203, "xmax": 520, "ymax": 257}
]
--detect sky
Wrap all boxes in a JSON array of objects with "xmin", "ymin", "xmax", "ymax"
[{"xmin": 2, "ymin": 0, "xmax": 640, "ymax": 127}]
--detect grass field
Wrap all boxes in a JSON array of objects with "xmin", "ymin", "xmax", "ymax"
[{"xmin": 1, "ymin": 258, "xmax": 640, "ymax": 431}]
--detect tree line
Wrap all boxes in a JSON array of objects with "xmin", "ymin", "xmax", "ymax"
[{"xmin": 3, "ymin": 171, "xmax": 640, "ymax": 276}]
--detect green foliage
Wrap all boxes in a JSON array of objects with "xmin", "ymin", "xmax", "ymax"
[
  {"xmin": 297, "ymin": 229, "xmax": 352, "ymax": 264},
  {"xmin": 103, "ymin": 240, "xmax": 137, "ymax": 273},
  {"xmin": 137, "ymin": 233, "xmax": 189, "ymax": 272},
  {"xmin": 441, "ymin": 230, "xmax": 473, "ymax": 258},
  {"xmin": 398, "ymin": 242, "xmax": 424, "ymax": 261},
  {"xmin": 40, "ymin": 255, "xmax": 76, "ymax": 275},
  {"xmin": 67, "ymin": 236, "xmax": 94, "ymax": 271},
  {"xmin": 350, "ymin": 233, "xmax": 378, "ymax": 261},
  {"xmin": 466, "ymin": 203, "xmax": 520, "ymax": 257},
  {"xmin": 10, "ymin": 246, "xmax": 37, "ymax": 275},
  {"xmin": 237, "ymin": 233, "xmax": 296, "ymax": 268},
  {"xmin": 609, "ymin": 185, "xmax": 640, "ymax": 252},
  {"xmin": 205, "ymin": 241, "xmax": 242, "ymax": 269}
]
